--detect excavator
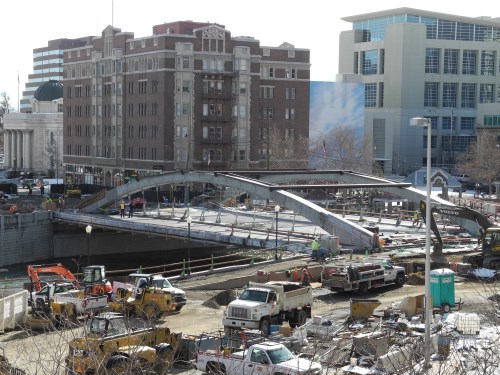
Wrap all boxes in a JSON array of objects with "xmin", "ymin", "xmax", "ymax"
[
  {"xmin": 27, "ymin": 263, "xmax": 112, "ymax": 297},
  {"xmin": 419, "ymin": 201, "xmax": 500, "ymax": 268}
]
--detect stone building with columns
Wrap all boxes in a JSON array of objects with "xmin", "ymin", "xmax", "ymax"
[{"xmin": 3, "ymin": 80, "xmax": 63, "ymax": 177}]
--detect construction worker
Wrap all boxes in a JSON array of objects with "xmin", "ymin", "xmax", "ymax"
[
  {"xmin": 311, "ymin": 238, "xmax": 319, "ymax": 260},
  {"xmin": 412, "ymin": 211, "xmax": 419, "ymax": 226},
  {"xmin": 478, "ymin": 228, "xmax": 485, "ymax": 245},
  {"xmin": 300, "ymin": 268, "xmax": 311, "ymax": 286}
]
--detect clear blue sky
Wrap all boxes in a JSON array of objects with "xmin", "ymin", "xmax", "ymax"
[{"xmin": 1, "ymin": 1, "xmax": 496, "ymax": 111}]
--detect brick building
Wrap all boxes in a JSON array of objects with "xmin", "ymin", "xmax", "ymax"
[{"xmin": 63, "ymin": 22, "xmax": 310, "ymax": 186}]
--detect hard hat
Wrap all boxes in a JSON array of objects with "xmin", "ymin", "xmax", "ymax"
[{"xmin": 302, "ymin": 268, "xmax": 307, "ymax": 273}]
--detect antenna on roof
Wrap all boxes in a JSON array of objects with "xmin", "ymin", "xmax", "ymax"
[{"xmin": 112, "ymin": 0, "xmax": 114, "ymax": 26}]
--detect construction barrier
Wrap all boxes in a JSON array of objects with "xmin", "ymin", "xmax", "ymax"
[{"xmin": 0, "ymin": 290, "xmax": 28, "ymax": 333}]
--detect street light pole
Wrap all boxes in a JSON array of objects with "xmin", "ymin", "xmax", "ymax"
[
  {"xmin": 187, "ymin": 216, "xmax": 192, "ymax": 275},
  {"xmin": 85, "ymin": 225, "xmax": 92, "ymax": 266},
  {"xmin": 274, "ymin": 205, "xmax": 280, "ymax": 261},
  {"xmin": 410, "ymin": 117, "xmax": 432, "ymax": 369}
]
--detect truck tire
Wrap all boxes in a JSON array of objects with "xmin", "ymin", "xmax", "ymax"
[
  {"xmin": 259, "ymin": 318, "xmax": 270, "ymax": 336},
  {"xmin": 395, "ymin": 273, "xmax": 405, "ymax": 287},
  {"xmin": 207, "ymin": 362, "xmax": 226, "ymax": 375},
  {"xmin": 142, "ymin": 302, "xmax": 160, "ymax": 319},
  {"xmin": 292, "ymin": 310, "xmax": 307, "ymax": 327},
  {"xmin": 106, "ymin": 355, "xmax": 129, "ymax": 374},
  {"xmin": 154, "ymin": 343, "xmax": 174, "ymax": 373},
  {"xmin": 358, "ymin": 282, "xmax": 369, "ymax": 294}
]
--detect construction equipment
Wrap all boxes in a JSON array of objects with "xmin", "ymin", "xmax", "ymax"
[
  {"xmin": 27, "ymin": 263, "xmax": 78, "ymax": 292},
  {"xmin": 65, "ymin": 312, "xmax": 180, "ymax": 375},
  {"xmin": 27, "ymin": 263, "xmax": 112, "ymax": 300},
  {"xmin": 419, "ymin": 201, "xmax": 500, "ymax": 268},
  {"xmin": 108, "ymin": 274, "xmax": 177, "ymax": 319}
]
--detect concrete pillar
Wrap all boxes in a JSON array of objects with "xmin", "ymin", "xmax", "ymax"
[
  {"xmin": 22, "ymin": 130, "xmax": 28, "ymax": 170},
  {"xmin": 4, "ymin": 130, "xmax": 11, "ymax": 167},
  {"xmin": 12, "ymin": 131, "xmax": 17, "ymax": 169},
  {"xmin": 16, "ymin": 130, "xmax": 22, "ymax": 170},
  {"xmin": 26, "ymin": 130, "xmax": 32, "ymax": 170}
]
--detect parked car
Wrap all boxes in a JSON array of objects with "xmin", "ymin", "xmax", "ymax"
[{"xmin": 131, "ymin": 197, "xmax": 147, "ymax": 208}]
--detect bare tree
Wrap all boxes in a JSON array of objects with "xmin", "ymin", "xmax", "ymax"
[
  {"xmin": 310, "ymin": 126, "xmax": 373, "ymax": 173},
  {"xmin": 458, "ymin": 136, "xmax": 500, "ymax": 195},
  {"xmin": 0, "ymin": 92, "xmax": 11, "ymax": 116}
]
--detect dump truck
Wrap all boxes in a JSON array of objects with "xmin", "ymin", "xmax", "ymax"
[
  {"xmin": 194, "ymin": 341, "xmax": 322, "ymax": 375},
  {"xmin": 321, "ymin": 259, "xmax": 406, "ymax": 294},
  {"xmin": 223, "ymin": 281, "xmax": 312, "ymax": 335},
  {"xmin": 108, "ymin": 273, "xmax": 178, "ymax": 318},
  {"xmin": 65, "ymin": 312, "xmax": 180, "ymax": 375}
]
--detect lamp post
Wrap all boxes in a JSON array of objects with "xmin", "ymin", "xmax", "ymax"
[
  {"xmin": 274, "ymin": 205, "xmax": 280, "ymax": 260},
  {"xmin": 410, "ymin": 117, "xmax": 432, "ymax": 368},
  {"xmin": 85, "ymin": 225, "xmax": 92, "ymax": 266},
  {"xmin": 187, "ymin": 216, "xmax": 192, "ymax": 275}
]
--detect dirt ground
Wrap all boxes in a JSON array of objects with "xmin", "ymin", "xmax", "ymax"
[{"xmin": 163, "ymin": 256, "xmax": 497, "ymax": 336}]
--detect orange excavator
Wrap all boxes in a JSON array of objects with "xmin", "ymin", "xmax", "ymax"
[
  {"xmin": 27, "ymin": 263, "xmax": 112, "ymax": 296},
  {"xmin": 27, "ymin": 263, "xmax": 78, "ymax": 292}
]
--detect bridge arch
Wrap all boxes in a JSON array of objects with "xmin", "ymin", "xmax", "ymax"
[{"xmin": 81, "ymin": 170, "xmax": 454, "ymax": 249}]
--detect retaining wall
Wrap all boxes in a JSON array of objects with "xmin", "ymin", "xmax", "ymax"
[{"xmin": 0, "ymin": 212, "xmax": 54, "ymax": 266}]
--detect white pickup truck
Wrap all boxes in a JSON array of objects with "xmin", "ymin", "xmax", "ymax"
[
  {"xmin": 195, "ymin": 341, "xmax": 322, "ymax": 375},
  {"xmin": 321, "ymin": 259, "xmax": 406, "ymax": 294},
  {"xmin": 223, "ymin": 282, "xmax": 312, "ymax": 335},
  {"xmin": 51, "ymin": 290, "xmax": 108, "ymax": 315},
  {"xmin": 29, "ymin": 282, "xmax": 78, "ymax": 307}
]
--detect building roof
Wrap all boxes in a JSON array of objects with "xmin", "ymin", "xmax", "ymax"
[
  {"xmin": 33, "ymin": 80, "xmax": 63, "ymax": 101},
  {"xmin": 403, "ymin": 168, "xmax": 461, "ymax": 188}
]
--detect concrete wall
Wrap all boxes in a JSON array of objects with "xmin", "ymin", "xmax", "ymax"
[
  {"xmin": 53, "ymin": 232, "xmax": 190, "ymax": 258},
  {"xmin": 0, "ymin": 212, "xmax": 54, "ymax": 266}
]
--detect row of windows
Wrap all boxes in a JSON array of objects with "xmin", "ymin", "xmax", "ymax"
[
  {"xmin": 423, "ymin": 135, "xmax": 476, "ymax": 151},
  {"xmin": 483, "ymin": 115, "xmax": 500, "ymax": 126},
  {"xmin": 354, "ymin": 13, "xmax": 500, "ymax": 42},
  {"xmin": 424, "ymin": 82, "xmax": 500, "ymax": 107},
  {"xmin": 34, "ymin": 58, "xmax": 63, "ymax": 66},
  {"xmin": 33, "ymin": 49, "xmax": 63, "ymax": 58},
  {"xmin": 66, "ymin": 104, "xmax": 123, "ymax": 118},
  {"xmin": 426, "ymin": 48, "xmax": 498, "ymax": 75},
  {"xmin": 422, "ymin": 116, "xmax": 475, "ymax": 130}
]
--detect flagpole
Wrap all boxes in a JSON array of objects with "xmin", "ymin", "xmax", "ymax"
[
  {"xmin": 17, "ymin": 71, "xmax": 20, "ymax": 112},
  {"xmin": 322, "ymin": 138, "xmax": 327, "ymax": 170}
]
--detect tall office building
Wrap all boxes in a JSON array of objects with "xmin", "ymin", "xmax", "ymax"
[
  {"xmin": 339, "ymin": 8, "xmax": 500, "ymax": 175},
  {"xmin": 63, "ymin": 23, "xmax": 310, "ymax": 186},
  {"xmin": 20, "ymin": 37, "xmax": 94, "ymax": 113}
]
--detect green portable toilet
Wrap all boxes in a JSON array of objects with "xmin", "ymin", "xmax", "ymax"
[{"xmin": 430, "ymin": 268, "xmax": 455, "ymax": 313}]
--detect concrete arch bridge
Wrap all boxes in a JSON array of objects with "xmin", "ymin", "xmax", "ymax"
[{"xmin": 79, "ymin": 170, "xmax": 453, "ymax": 249}]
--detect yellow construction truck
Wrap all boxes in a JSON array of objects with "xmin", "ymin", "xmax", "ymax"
[
  {"xmin": 65, "ymin": 312, "xmax": 180, "ymax": 375},
  {"xmin": 108, "ymin": 273, "xmax": 177, "ymax": 319}
]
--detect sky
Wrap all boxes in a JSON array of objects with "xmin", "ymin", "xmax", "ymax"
[{"xmin": 1, "ymin": 0, "xmax": 497, "ymax": 112}]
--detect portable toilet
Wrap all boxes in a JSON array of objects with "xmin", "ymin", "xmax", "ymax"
[{"xmin": 430, "ymin": 268, "xmax": 455, "ymax": 313}]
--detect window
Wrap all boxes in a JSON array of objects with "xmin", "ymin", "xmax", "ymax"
[
  {"xmin": 128, "ymin": 82, "xmax": 134, "ymax": 94},
  {"xmin": 269, "ymin": 67, "xmax": 274, "ymax": 78},
  {"xmin": 462, "ymin": 50, "xmax": 477, "ymax": 75},
  {"xmin": 182, "ymin": 80, "xmax": 190, "ymax": 93},
  {"xmin": 364, "ymin": 83, "xmax": 377, "ymax": 107},
  {"xmin": 442, "ymin": 116, "xmax": 456, "ymax": 130},
  {"xmin": 235, "ymin": 59, "xmax": 247, "ymax": 72},
  {"xmin": 460, "ymin": 117, "xmax": 475, "ymax": 130},
  {"xmin": 461, "ymin": 84, "xmax": 476, "ymax": 108},
  {"xmin": 444, "ymin": 49, "xmax": 458, "ymax": 74},
  {"xmin": 285, "ymin": 108, "xmax": 295, "ymax": 120},
  {"xmin": 481, "ymin": 51, "xmax": 495, "ymax": 76},
  {"xmin": 202, "ymin": 104, "xmax": 208, "ymax": 116},
  {"xmin": 442, "ymin": 83, "xmax": 457, "ymax": 107},
  {"xmin": 362, "ymin": 50, "xmax": 378, "ymax": 75},
  {"xmin": 285, "ymin": 128, "xmax": 295, "ymax": 140},
  {"xmin": 425, "ymin": 48, "xmax": 440, "ymax": 73},
  {"xmin": 152, "ymin": 80, "xmax": 158, "ymax": 94},
  {"xmin": 480, "ymin": 84, "xmax": 494, "ymax": 103},
  {"xmin": 239, "ymin": 105, "xmax": 247, "ymax": 118},
  {"xmin": 239, "ymin": 82, "xmax": 247, "ymax": 95},
  {"xmin": 139, "ymin": 80, "xmax": 147, "ymax": 94},
  {"xmin": 239, "ymin": 150, "xmax": 246, "ymax": 161},
  {"xmin": 424, "ymin": 83, "xmax": 439, "ymax": 107},
  {"xmin": 217, "ymin": 104, "xmax": 223, "ymax": 117},
  {"xmin": 260, "ymin": 86, "xmax": 274, "ymax": 99}
]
